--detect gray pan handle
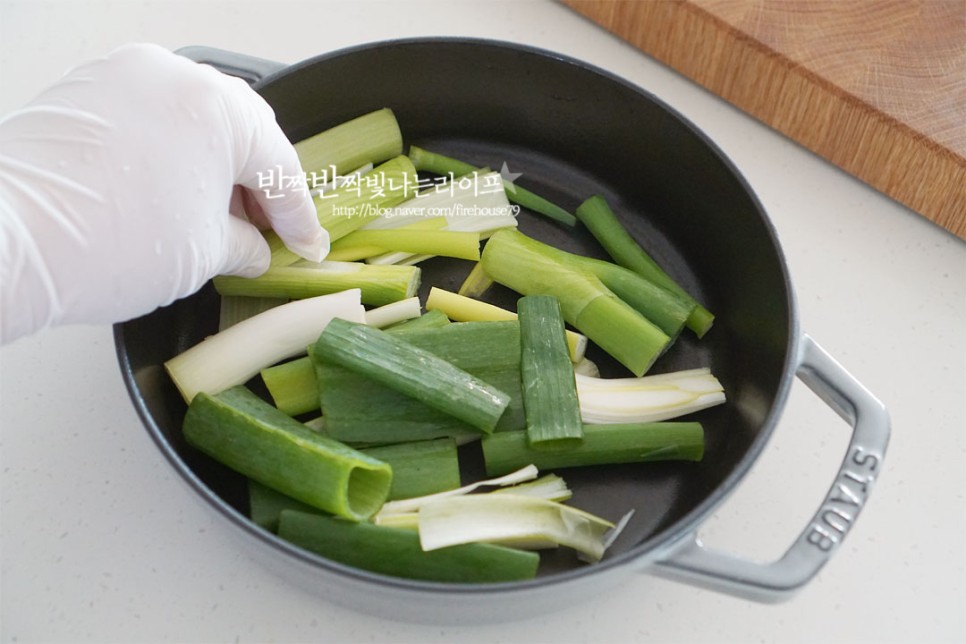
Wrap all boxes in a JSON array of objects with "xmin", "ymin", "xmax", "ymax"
[
  {"xmin": 175, "ymin": 46, "xmax": 285, "ymax": 84},
  {"xmin": 649, "ymin": 334, "xmax": 890, "ymax": 602}
]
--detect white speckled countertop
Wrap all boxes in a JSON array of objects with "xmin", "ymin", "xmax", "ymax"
[{"xmin": 1, "ymin": 1, "xmax": 963, "ymax": 642}]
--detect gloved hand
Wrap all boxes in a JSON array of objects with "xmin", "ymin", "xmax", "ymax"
[{"xmin": 0, "ymin": 43, "xmax": 327, "ymax": 344}]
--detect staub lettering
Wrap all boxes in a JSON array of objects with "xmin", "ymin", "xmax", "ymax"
[{"xmin": 804, "ymin": 446, "xmax": 879, "ymax": 553}]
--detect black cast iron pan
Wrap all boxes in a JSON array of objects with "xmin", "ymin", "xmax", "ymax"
[{"xmin": 115, "ymin": 39, "xmax": 889, "ymax": 622}]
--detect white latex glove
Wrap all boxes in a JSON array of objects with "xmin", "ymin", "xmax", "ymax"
[{"xmin": 0, "ymin": 43, "xmax": 328, "ymax": 344}]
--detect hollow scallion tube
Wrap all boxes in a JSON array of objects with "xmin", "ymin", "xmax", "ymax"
[
  {"xmin": 408, "ymin": 145, "xmax": 576, "ymax": 226},
  {"xmin": 313, "ymin": 319, "xmax": 511, "ymax": 434},
  {"xmin": 184, "ymin": 386, "xmax": 392, "ymax": 521},
  {"xmin": 213, "ymin": 261, "xmax": 419, "ymax": 307},
  {"xmin": 575, "ymin": 195, "xmax": 714, "ymax": 337},
  {"xmin": 294, "ymin": 107, "xmax": 403, "ymax": 180},
  {"xmin": 518, "ymin": 296, "xmax": 583, "ymax": 449},
  {"xmin": 277, "ymin": 510, "xmax": 539, "ymax": 583},
  {"xmin": 481, "ymin": 422, "xmax": 705, "ymax": 476},
  {"xmin": 362, "ymin": 438, "xmax": 461, "ymax": 500}
]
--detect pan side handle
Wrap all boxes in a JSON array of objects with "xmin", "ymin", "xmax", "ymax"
[
  {"xmin": 175, "ymin": 46, "xmax": 285, "ymax": 85},
  {"xmin": 649, "ymin": 334, "xmax": 890, "ymax": 602}
]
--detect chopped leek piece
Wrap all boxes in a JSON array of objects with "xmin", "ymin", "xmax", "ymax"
[
  {"xmin": 482, "ymin": 422, "xmax": 705, "ymax": 476},
  {"xmin": 458, "ymin": 262, "xmax": 495, "ymax": 298},
  {"xmin": 481, "ymin": 229, "xmax": 669, "ymax": 376},
  {"xmin": 518, "ymin": 296, "xmax": 583, "ymax": 449},
  {"xmin": 575, "ymin": 195, "xmax": 714, "ymax": 337},
  {"xmin": 184, "ymin": 386, "xmax": 391, "ymax": 521},
  {"xmin": 364, "ymin": 297, "xmax": 421, "ymax": 328},
  {"xmin": 277, "ymin": 511, "xmax": 539, "ymax": 583},
  {"xmin": 576, "ymin": 368, "xmax": 726, "ymax": 424},
  {"xmin": 377, "ymin": 464, "xmax": 538, "ymax": 517},
  {"xmin": 418, "ymin": 494, "xmax": 615, "ymax": 562},
  {"xmin": 261, "ymin": 357, "xmax": 318, "ymax": 417},
  {"xmin": 408, "ymin": 146, "xmax": 576, "ymax": 226},
  {"xmin": 294, "ymin": 108, "xmax": 402, "ymax": 179},
  {"xmin": 327, "ymin": 217, "xmax": 448, "ymax": 261},
  {"xmin": 425, "ymin": 287, "xmax": 587, "ymax": 363},
  {"xmin": 212, "ymin": 260, "xmax": 420, "ymax": 307},
  {"xmin": 316, "ymin": 321, "xmax": 525, "ymax": 443},
  {"xmin": 164, "ymin": 289, "xmax": 365, "ymax": 402},
  {"xmin": 574, "ymin": 357, "xmax": 600, "ymax": 378},
  {"xmin": 313, "ymin": 319, "xmax": 511, "ymax": 434},
  {"xmin": 327, "ymin": 229, "xmax": 481, "ymax": 261}
]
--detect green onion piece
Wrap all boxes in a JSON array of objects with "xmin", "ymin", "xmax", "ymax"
[
  {"xmin": 575, "ymin": 195, "xmax": 714, "ymax": 337},
  {"xmin": 294, "ymin": 108, "xmax": 403, "ymax": 179},
  {"xmin": 425, "ymin": 287, "xmax": 587, "ymax": 363},
  {"xmin": 261, "ymin": 357, "xmax": 318, "ymax": 417},
  {"xmin": 417, "ymin": 494, "xmax": 615, "ymax": 561},
  {"xmin": 314, "ymin": 320, "xmax": 525, "ymax": 443},
  {"xmin": 458, "ymin": 262, "xmax": 495, "ymax": 298},
  {"xmin": 481, "ymin": 230, "xmax": 670, "ymax": 376},
  {"xmin": 277, "ymin": 510, "xmax": 539, "ymax": 583},
  {"xmin": 518, "ymin": 296, "xmax": 583, "ymax": 449},
  {"xmin": 576, "ymin": 368, "xmax": 726, "ymax": 424},
  {"xmin": 218, "ymin": 296, "xmax": 287, "ymax": 331},
  {"xmin": 212, "ymin": 261, "xmax": 420, "ymax": 307},
  {"xmin": 184, "ymin": 386, "xmax": 391, "ymax": 521},
  {"xmin": 313, "ymin": 319, "xmax": 511, "ymax": 434},
  {"xmin": 408, "ymin": 145, "xmax": 576, "ymax": 226},
  {"xmin": 249, "ymin": 479, "xmax": 319, "ymax": 532},
  {"xmin": 164, "ymin": 289, "xmax": 365, "ymax": 403},
  {"xmin": 481, "ymin": 422, "xmax": 705, "ymax": 476},
  {"xmin": 328, "ymin": 229, "xmax": 481, "ymax": 261},
  {"xmin": 328, "ymin": 217, "xmax": 448, "ymax": 261},
  {"xmin": 362, "ymin": 438, "xmax": 461, "ymax": 500},
  {"xmin": 574, "ymin": 357, "xmax": 600, "ymax": 378}
]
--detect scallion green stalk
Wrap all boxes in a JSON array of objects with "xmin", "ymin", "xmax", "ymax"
[
  {"xmin": 260, "ymin": 357, "xmax": 318, "ymax": 417},
  {"xmin": 481, "ymin": 422, "xmax": 705, "ymax": 476},
  {"xmin": 327, "ymin": 217, "xmax": 448, "ymax": 261},
  {"xmin": 277, "ymin": 510, "xmax": 540, "ymax": 583},
  {"xmin": 165, "ymin": 289, "xmax": 365, "ymax": 402},
  {"xmin": 212, "ymin": 261, "xmax": 420, "ymax": 307},
  {"xmin": 481, "ymin": 229, "xmax": 670, "ymax": 376},
  {"xmin": 313, "ymin": 319, "xmax": 511, "ymax": 434},
  {"xmin": 184, "ymin": 386, "xmax": 391, "ymax": 521},
  {"xmin": 328, "ymin": 229, "xmax": 482, "ymax": 261},
  {"xmin": 518, "ymin": 296, "xmax": 583, "ymax": 449},
  {"xmin": 575, "ymin": 195, "xmax": 714, "ymax": 336},
  {"xmin": 408, "ymin": 146, "xmax": 576, "ymax": 226}
]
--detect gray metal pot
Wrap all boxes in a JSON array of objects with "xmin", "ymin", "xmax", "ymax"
[{"xmin": 115, "ymin": 39, "xmax": 890, "ymax": 624}]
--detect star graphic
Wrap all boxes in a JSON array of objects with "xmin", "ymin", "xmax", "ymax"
[{"xmin": 499, "ymin": 161, "xmax": 523, "ymax": 195}]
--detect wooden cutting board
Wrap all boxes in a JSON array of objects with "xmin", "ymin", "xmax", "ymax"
[{"xmin": 560, "ymin": 0, "xmax": 966, "ymax": 239}]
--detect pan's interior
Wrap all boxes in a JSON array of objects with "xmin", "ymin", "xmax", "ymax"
[{"xmin": 116, "ymin": 40, "xmax": 793, "ymax": 580}]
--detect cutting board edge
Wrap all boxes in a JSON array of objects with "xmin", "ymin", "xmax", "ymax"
[{"xmin": 560, "ymin": 0, "xmax": 966, "ymax": 240}]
